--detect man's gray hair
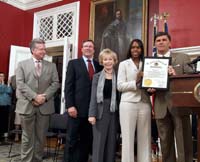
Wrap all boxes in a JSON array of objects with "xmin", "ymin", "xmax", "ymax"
[{"xmin": 29, "ymin": 38, "xmax": 45, "ymax": 53}]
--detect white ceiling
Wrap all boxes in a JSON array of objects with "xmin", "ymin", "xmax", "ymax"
[{"xmin": 4, "ymin": 0, "xmax": 62, "ymax": 10}]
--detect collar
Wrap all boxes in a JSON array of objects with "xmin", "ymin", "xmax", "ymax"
[
  {"xmin": 82, "ymin": 55, "xmax": 93, "ymax": 62},
  {"xmin": 32, "ymin": 57, "xmax": 42, "ymax": 63},
  {"xmin": 157, "ymin": 50, "xmax": 171, "ymax": 57},
  {"xmin": 129, "ymin": 58, "xmax": 143, "ymax": 70}
]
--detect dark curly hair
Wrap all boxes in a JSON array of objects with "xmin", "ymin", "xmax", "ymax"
[{"xmin": 126, "ymin": 39, "xmax": 144, "ymax": 61}]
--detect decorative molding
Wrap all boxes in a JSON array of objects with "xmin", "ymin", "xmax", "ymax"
[
  {"xmin": 171, "ymin": 46, "xmax": 200, "ymax": 56},
  {"xmin": 0, "ymin": 0, "xmax": 8, "ymax": 2},
  {"xmin": 6, "ymin": 0, "xmax": 62, "ymax": 11}
]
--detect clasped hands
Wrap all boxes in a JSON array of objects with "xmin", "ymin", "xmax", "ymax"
[{"xmin": 32, "ymin": 94, "xmax": 46, "ymax": 106}]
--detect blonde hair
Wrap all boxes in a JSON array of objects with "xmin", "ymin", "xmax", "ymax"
[{"xmin": 98, "ymin": 48, "xmax": 118, "ymax": 65}]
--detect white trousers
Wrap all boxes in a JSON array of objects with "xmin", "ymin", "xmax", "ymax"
[{"xmin": 120, "ymin": 101, "xmax": 151, "ymax": 162}]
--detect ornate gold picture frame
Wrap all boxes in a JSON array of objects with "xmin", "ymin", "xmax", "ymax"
[{"xmin": 89, "ymin": 0, "xmax": 148, "ymax": 61}]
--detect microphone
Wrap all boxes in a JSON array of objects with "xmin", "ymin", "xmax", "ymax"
[{"xmin": 188, "ymin": 56, "xmax": 200, "ymax": 65}]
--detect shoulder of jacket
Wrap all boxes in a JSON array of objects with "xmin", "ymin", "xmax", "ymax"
[
  {"xmin": 18, "ymin": 58, "xmax": 32, "ymax": 65},
  {"xmin": 171, "ymin": 52, "xmax": 187, "ymax": 57},
  {"xmin": 43, "ymin": 60, "xmax": 53, "ymax": 65},
  {"xmin": 68, "ymin": 58, "xmax": 80, "ymax": 65},
  {"xmin": 76, "ymin": 58, "xmax": 84, "ymax": 63},
  {"xmin": 119, "ymin": 59, "xmax": 131, "ymax": 65},
  {"xmin": 94, "ymin": 71, "xmax": 102, "ymax": 78}
]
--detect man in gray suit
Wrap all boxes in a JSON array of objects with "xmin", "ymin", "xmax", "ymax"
[
  {"xmin": 16, "ymin": 38, "xmax": 59, "ymax": 162},
  {"xmin": 148, "ymin": 32, "xmax": 193, "ymax": 162}
]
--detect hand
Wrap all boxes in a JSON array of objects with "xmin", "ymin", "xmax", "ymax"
[
  {"xmin": 168, "ymin": 66, "xmax": 176, "ymax": 75},
  {"xmin": 136, "ymin": 71, "xmax": 143, "ymax": 83},
  {"xmin": 0, "ymin": 79, "xmax": 4, "ymax": 85},
  {"xmin": 88, "ymin": 117, "xmax": 96, "ymax": 125},
  {"xmin": 147, "ymin": 88, "xmax": 156, "ymax": 94},
  {"xmin": 152, "ymin": 110, "xmax": 155, "ymax": 118},
  {"xmin": 32, "ymin": 100, "xmax": 40, "ymax": 106},
  {"xmin": 34, "ymin": 94, "xmax": 46, "ymax": 105},
  {"xmin": 68, "ymin": 107, "xmax": 78, "ymax": 118}
]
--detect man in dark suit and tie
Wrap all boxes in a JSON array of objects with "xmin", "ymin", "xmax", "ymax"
[
  {"xmin": 16, "ymin": 38, "xmax": 59, "ymax": 162},
  {"xmin": 148, "ymin": 32, "xmax": 193, "ymax": 162},
  {"xmin": 64, "ymin": 40, "xmax": 102, "ymax": 162}
]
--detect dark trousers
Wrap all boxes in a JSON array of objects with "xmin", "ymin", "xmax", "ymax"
[
  {"xmin": 0, "ymin": 105, "xmax": 10, "ymax": 135},
  {"xmin": 192, "ymin": 114, "xmax": 197, "ymax": 156},
  {"xmin": 63, "ymin": 116, "xmax": 92, "ymax": 162},
  {"xmin": 92, "ymin": 111, "xmax": 117, "ymax": 162},
  {"xmin": 151, "ymin": 117, "xmax": 158, "ymax": 143}
]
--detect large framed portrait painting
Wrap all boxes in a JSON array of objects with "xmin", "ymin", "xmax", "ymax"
[{"xmin": 89, "ymin": 0, "xmax": 148, "ymax": 62}]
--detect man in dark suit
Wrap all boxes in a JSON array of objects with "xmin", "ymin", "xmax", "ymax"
[
  {"xmin": 64, "ymin": 40, "xmax": 102, "ymax": 162},
  {"xmin": 148, "ymin": 32, "xmax": 193, "ymax": 162},
  {"xmin": 16, "ymin": 38, "xmax": 59, "ymax": 162}
]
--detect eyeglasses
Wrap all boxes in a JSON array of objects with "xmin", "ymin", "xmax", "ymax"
[{"xmin": 83, "ymin": 45, "xmax": 94, "ymax": 48}]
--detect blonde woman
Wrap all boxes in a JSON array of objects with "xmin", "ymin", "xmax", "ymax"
[
  {"xmin": 88, "ymin": 48, "xmax": 118, "ymax": 162},
  {"xmin": 117, "ymin": 39, "xmax": 151, "ymax": 162}
]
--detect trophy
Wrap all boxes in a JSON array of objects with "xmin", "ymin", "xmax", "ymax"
[
  {"xmin": 150, "ymin": 13, "xmax": 160, "ymax": 27},
  {"xmin": 160, "ymin": 12, "xmax": 170, "ymax": 22}
]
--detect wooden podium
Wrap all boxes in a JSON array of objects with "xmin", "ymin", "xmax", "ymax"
[{"xmin": 170, "ymin": 74, "xmax": 200, "ymax": 161}]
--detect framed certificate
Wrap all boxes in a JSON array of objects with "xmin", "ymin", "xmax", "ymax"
[{"xmin": 141, "ymin": 57, "xmax": 171, "ymax": 90}]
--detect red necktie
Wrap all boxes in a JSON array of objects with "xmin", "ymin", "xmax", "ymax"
[{"xmin": 87, "ymin": 59, "xmax": 94, "ymax": 80}]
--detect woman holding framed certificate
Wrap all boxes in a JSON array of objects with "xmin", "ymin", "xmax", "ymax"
[{"xmin": 117, "ymin": 39, "xmax": 151, "ymax": 162}]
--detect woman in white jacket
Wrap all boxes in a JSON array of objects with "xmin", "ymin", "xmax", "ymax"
[{"xmin": 117, "ymin": 39, "xmax": 151, "ymax": 162}]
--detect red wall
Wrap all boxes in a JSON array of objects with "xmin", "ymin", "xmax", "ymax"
[
  {"xmin": 148, "ymin": 0, "xmax": 200, "ymax": 55},
  {"xmin": 0, "ymin": 2, "xmax": 25, "ymax": 75},
  {"xmin": 159, "ymin": 0, "xmax": 200, "ymax": 48}
]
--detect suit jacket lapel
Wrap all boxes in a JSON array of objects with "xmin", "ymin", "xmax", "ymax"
[
  {"xmin": 93, "ymin": 59, "xmax": 100, "ymax": 73},
  {"xmin": 128, "ymin": 58, "xmax": 141, "ymax": 72},
  {"xmin": 28, "ymin": 59, "xmax": 38, "ymax": 79},
  {"xmin": 171, "ymin": 52, "xmax": 177, "ymax": 66},
  {"xmin": 41, "ymin": 60, "xmax": 47, "ymax": 75}
]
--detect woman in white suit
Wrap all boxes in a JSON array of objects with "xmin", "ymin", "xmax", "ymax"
[{"xmin": 117, "ymin": 39, "xmax": 151, "ymax": 162}]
